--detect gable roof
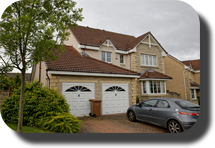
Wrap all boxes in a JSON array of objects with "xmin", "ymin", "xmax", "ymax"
[
  {"xmin": 181, "ymin": 59, "xmax": 200, "ymax": 70},
  {"xmin": 70, "ymin": 25, "xmax": 168, "ymax": 53},
  {"xmin": 46, "ymin": 46, "xmax": 140, "ymax": 76},
  {"xmin": 139, "ymin": 69, "xmax": 172, "ymax": 80},
  {"xmin": 190, "ymin": 81, "xmax": 200, "ymax": 87}
]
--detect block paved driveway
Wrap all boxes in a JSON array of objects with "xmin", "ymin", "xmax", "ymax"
[{"xmin": 78, "ymin": 113, "xmax": 169, "ymax": 133}]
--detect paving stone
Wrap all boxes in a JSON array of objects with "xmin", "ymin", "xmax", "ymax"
[{"xmin": 78, "ymin": 113, "xmax": 169, "ymax": 133}]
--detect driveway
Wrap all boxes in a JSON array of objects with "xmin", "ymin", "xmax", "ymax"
[{"xmin": 78, "ymin": 113, "xmax": 169, "ymax": 133}]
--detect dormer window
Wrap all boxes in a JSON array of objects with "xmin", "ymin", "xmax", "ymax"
[
  {"xmin": 101, "ymin": 52, "xmax": 111, "ymax": 63},
  {"xmin": 141, "ymin": 54, "xmax": 157, "ymax": 67}
]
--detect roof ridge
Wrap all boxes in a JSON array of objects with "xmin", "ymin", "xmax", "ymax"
[
  {"xmin": 75, "ymin": 25, "xmax": 136, "ymax": 38},
  {"xmin": 84, "ymin": 56, "xmax": 140, "ymax": 75}
]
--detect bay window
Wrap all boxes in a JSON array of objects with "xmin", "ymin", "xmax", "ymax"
[
  {"xmin": 142, "ymin": 80, "xmax": 166, "ymax": 94},
  {"xmin": 141, "ymin": 54, "xmax": 157, "ymax": 67}
]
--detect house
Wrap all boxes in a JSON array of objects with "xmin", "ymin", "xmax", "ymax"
[
  {"xmin": 31, "ymin": 25, "xmax": 188, "ymax": 117},
  {"xmin": 5, "ymin": 73, "xmax": 31, "ymax": 82},
  {"xmin": 164, "ymin": 55, "xmax": 200, "ymax": 104}
]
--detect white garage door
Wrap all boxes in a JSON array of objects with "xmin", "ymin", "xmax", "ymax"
[
  {"xmin": 102, "ymin": 83, "xmax": 129, "ymax": 115},
  {"xmin": 62, "ymin": 83, "xmax": 95, "ymax": 117}
]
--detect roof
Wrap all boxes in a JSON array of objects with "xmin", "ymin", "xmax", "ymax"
[
  {"xmin": 190, "ymin": 81, "xmax": 200, "ymax": 88},
  {"xmin": 46, "ymin": 46, "xmax": 140, "ymax": 76},
  {"xmin": 139, "ymin": 69, "xmax": 172, "ymax": 80},
  {"xmin": 5, "ymin": 73, "xmax": 31, "ymax": 82},
  {"xmin": 70, "ymin": 25, "xmax": 168, "ymax": 53},
  {"xmin": 181, "ymin": 59, "xmax": 200, "ymax": 70}
]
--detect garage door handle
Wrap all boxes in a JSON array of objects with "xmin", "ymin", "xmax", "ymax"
[{"xmin": 149, "ymin": 108, "xmax": 152, "ymax": 111}]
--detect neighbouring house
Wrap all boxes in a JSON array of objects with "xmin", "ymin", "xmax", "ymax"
[
  {"xmin": 5, "ymin": 73, "xmax": 31, "ymax": 82},
  {"xmin": 182, "ymin": 59, "xmax": 200, "ymax": 103},
  {"xmin": 164, "ymin": 55, "xmax": 200, "ymax": 104},
  {"xmin": 31, "ymin": 25, "xmax": 195, "ymax": 117}
]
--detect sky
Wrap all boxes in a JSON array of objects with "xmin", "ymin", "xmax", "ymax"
[{"xmin": 0, "ymin": 0, "xmax": 200, "ymax": 73}]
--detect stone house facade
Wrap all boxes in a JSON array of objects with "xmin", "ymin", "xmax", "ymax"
[{"xmin": 31, "ymin": 25, "xmax": 199, "ymax": 117}]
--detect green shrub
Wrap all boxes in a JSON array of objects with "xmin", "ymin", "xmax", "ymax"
[
  {"xmin": 197, "ymin": 96, "xmax": 200, "ymax": 105},
  {"xmin": 1, "ymin": 81, "xmax": 70, "ymax": 126},
  {"xmin": 136, "ymin": 95, "xmax": 139, "ymax": 104},
  {"xmin": 37, "ymin": 112, "xmax": 81, "ymax": 133}
]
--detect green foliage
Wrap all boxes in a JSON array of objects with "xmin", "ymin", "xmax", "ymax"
[
  {"xmin": 136, "ymin": 95, "xmax": 139, "ymax": 104},
  {"xmin": 0, "ymin": 74, "xmax": 10, "ymax": 90},
  {"xmin": 0, "ymin": 0, "xmax": 83, "ymax": 72},
  {"xmin": 197, "ymin": 96, "xmax": 200, "ymax": 105},
  {"xmin": 37, "ymin": 112, "xmax": 81, "ymax": 133},
  {"xmin": 1, "ymin": 81, "xmax": 70, "ymax": 126},
  {"xmin": 0, "ymin": 74, "xmax": 21, "ymax": 91}
]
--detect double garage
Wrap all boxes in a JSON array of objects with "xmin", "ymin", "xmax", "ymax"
[{"xmin": 62, "ymin": 82, "xmax": 129, "ymax": 117}]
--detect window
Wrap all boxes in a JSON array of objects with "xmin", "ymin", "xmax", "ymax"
[
  {"xmin": 142, "ymin": 81, "xmax": 166, "ymax": 94},
  {"xmin": 141, "ymin": 100, "xmax": 157, "ymax": 107},
  {"xmin": 105, "ymin": 86, "xmax": 125, "ymax": 92},
  {"xmin": 65, "ymin": 86, "xmax": 91, "ymax": 92},
  {"xmin": 175, "ymin": 100, "xmax": 200, "ymax": 111},
  {"xmin": 101, "ymin": 52, "xmax": 111, "ymax": 63},
  {"xmin": 120, "ymin": 55, "xmax": 124, "ymax": 64},
  {"xmin": 140, "ymin": 54, "xmax": 157, "ymax": 67},
  {"xmin": 191, "ymin": 89, "xmax": 196, "ymax": 100},
  {"xmin": 142, "ymin": 81, "xmax": 147, "ymax": 94},
  {"xmin": 156, "ymin": 100, "xmax": 169, "ymax": 108}
]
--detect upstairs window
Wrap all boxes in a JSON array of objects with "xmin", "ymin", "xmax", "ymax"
[
  {"xmin": 120, "ymin": 55, "xmax": 124, "ymax": 64},
  {"xmin": 101, "ymin": 52, "xmax": 111, "ymax": 63},
  {"xmin": 141, "ymin": 54, "xmax": 157, "ymax": 67}
]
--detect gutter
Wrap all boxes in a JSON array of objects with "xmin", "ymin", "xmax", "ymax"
[
  {"xmin": 46, "ymin": 70, "xmax": 50, "ymax": 89},
  {"xmin": 183, "ymin": 70, "xmax": 188, "ymax": 100}
]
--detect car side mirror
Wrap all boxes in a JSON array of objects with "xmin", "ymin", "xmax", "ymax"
[{"xmin": 136, "ymin": 103, "xmax": 141, "ymax": 107}]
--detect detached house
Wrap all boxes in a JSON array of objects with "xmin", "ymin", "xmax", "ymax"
[
  {"xmin": 164, "ymin": 55, "xmax": 200, "ymax": 104},
  {"xmin": 31, "ymin": 25, "xmax": 198, "ymax": 117}
]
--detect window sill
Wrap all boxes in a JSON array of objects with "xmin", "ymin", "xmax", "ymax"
[
  {"xmin": 120, "ymin": 63, "xmax": 125, "ymax": 66},
  {"xmin": 141, "ymin": 94, "xmax": 167, "ymax": 96},
  {"xmin": 192, "ymin": 98, "xmax": 198, "ymax": 100},
  {"xmin": 140, "ymin": 65, "xmax": 159, "ymax": 69}
]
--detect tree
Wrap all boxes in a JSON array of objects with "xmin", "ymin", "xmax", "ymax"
[{"xmin": 0, "ymin": 0, "xmax": 83, "ymax": 132}]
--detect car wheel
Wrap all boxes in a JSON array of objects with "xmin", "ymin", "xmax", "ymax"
[
  {"xmin": 168, "ymin": 120, "xmax": 182, "ymax": 133},
  {"xmin": 128, "ymin": 110, "xmax": 136, "ymax": 122}
]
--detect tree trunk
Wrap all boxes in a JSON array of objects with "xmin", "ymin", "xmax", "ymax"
[{"xmin": 17, "ymin": 70, "xmax": 25, "ymax": 133}]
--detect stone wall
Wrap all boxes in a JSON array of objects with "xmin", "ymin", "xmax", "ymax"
[
  {"xmin": 138, "ymin": 91, "xmax": 181, "ymax": 102},
  {"xmin": 133, "ymin": 43, "xmax": 165, "ymax": 73}
]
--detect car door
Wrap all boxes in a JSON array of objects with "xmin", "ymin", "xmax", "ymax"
[
  {"xmin": 136, "ymin": 99, "xmax": 158, "ymax": 122},
  {"xmin": 152, "ymin": 100, "xmax": 171, "ymax": 126}
]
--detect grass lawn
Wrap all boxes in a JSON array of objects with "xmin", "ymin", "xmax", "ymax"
[{"xmin": 6, "ymin": 123, "xmax": 55, "ymax": 133}]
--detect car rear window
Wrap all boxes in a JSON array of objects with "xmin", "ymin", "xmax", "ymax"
[{"xmin": 175, "ymin": 100, "xmax": 200, "ymax": 111}]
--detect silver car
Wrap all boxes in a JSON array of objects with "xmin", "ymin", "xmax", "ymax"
[{"xmin": 126, "ymin": 98, "xmax": 200, "ymax": 133}]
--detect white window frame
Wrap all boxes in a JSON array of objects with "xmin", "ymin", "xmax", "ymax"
[
  {"xmin": 120, "ymin": 54, "xmax": 125, "ymax": 64},
  {"xmin": 101, "ymin": 52, "xmax": 112, "ymax": 63},
  {"xmin": 141, "ymin": 54, "xmax": 157, "ymax": 67},
  {"xmin": 191, "ymin": 89, "xmax": 197, "ymax": 100},
  {"xmin": 141, "ymin": 80, "xmax": 166, "ymax": 95}
]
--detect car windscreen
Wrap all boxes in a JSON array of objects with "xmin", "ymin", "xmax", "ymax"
[{"xmin": 175, "ymin": 100, "xmax": 200, "ymax": 111}]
